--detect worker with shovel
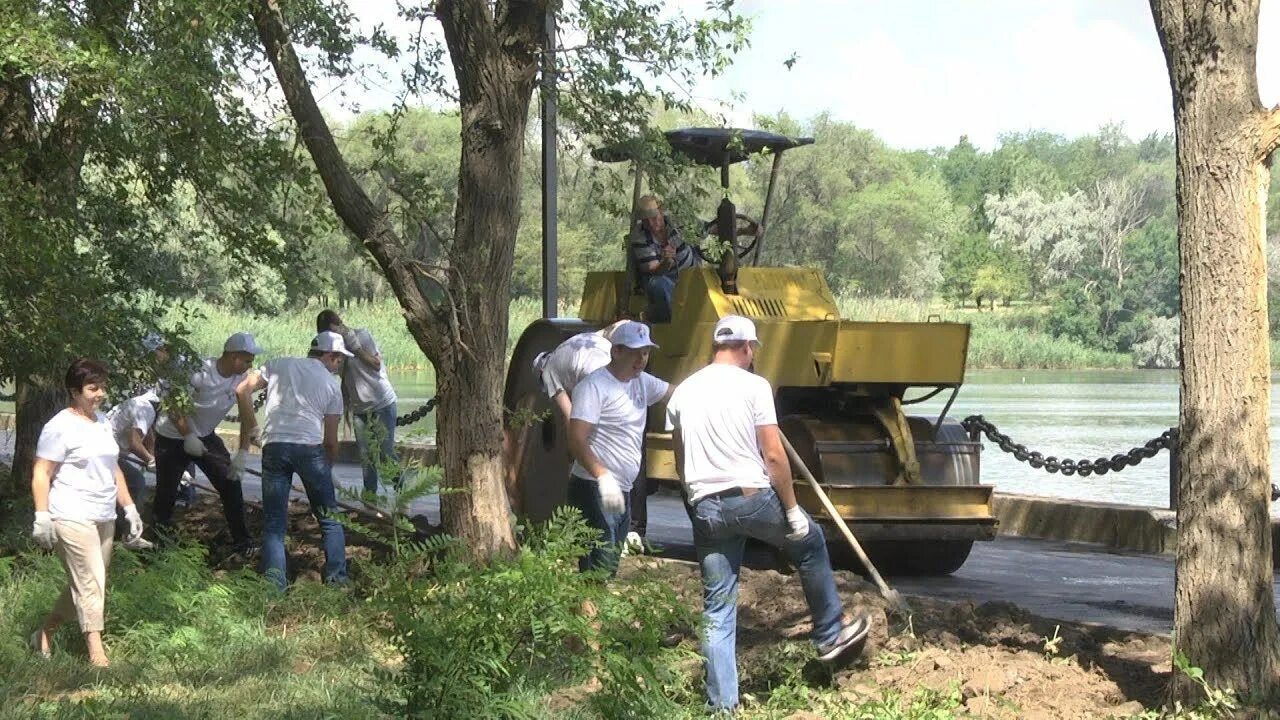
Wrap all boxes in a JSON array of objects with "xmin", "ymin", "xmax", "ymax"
[{"xmin": 665, "ymin": 315, "xmax": 872, "ymax": 711}]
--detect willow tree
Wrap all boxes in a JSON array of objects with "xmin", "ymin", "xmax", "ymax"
[
  {"xmin": 1150, "ymin": 0, "xmax": 1280, "ymax": 701},
  {"xmin": 251, "ymin": 0, "xmax": 747, "ymax": 557}
]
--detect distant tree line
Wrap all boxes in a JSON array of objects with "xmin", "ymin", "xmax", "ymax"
[{"xmin": 142, "ymin": 107, "xmax": 1280, "ymax": 358}]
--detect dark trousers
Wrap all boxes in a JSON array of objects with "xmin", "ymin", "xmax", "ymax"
[
  {"xmin": 152, "ymin": 433, "xmax": 250, "ymax": 544},
  {"xmin": 629, "ymin": 475, "xmax": 651, "ymax": 537}
]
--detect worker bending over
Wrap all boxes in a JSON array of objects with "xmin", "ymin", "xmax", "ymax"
[
  {"xmin": 151, "ymin": 332, "xmax": 262, "ymax": 554},
  {"xmin": 666, "ymin": 315, "xmax": 871, "ymax": 711}
]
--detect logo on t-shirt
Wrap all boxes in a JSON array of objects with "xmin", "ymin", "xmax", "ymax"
[{"xmin": 716, "ymin": 327, "xmax": 734, "ymax": 338}]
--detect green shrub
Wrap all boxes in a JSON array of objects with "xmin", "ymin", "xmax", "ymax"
[{"xmin": 366, "ymin": 507, "xmax": 698, "ymax": 719}]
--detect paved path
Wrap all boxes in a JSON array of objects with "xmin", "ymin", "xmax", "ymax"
[{"xmin": 201, "ymin": 455, "xmax": 1280, "ymax": 637}]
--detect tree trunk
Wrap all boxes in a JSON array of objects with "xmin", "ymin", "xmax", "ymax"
[
  {"xmin": 8, "ymin": 380, "xmax": 65, "ymax": 498},
  {"xmin": 251, "ymin": 0, "xmax": 537, "ymax": 559},
  {"xmin": 1151, "ymin": 0, "xmax": 1280, "ymax": 701}
]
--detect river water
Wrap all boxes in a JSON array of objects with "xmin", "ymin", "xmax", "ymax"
[
  {"xmin": 384, "ymin": 368, "xmax": 1280, "ymax": 510},
  {"xmin": 5, "ymin": 367, "xmax": 1275, "ymax": 511}
]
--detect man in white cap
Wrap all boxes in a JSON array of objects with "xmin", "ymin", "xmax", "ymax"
[
  {"xmin": 665, "ymin": 315, "xmax": 871, "ymax": 710},
  {"xmin": 107, "ymin": 387, "xmax": 159, "ymax": 549},
  {"xmin": 237, "ymin": 331, "xmax": 350, "ymax": 591},
  {"xmin": 150, "ymin": 331, "xmax": 263, "ymax": 553},
  {"xmin": 566, "ymin": 320, "xmax": 672, "ymax": 575}
]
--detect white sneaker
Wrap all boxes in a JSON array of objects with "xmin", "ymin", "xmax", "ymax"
[
  {"xmin": 622, "ymin": 531, "xmax": 644, "ymax": 556},
  {"xmin": 122, "ymin": 536, "xmax": 155, "ymax": 551}
]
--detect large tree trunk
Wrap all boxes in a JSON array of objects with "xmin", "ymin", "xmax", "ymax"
[
  {"xmin": 252, "ymin": 0, "xmax": 539, "ymax": 558},
  {"xmin": 8, "ymin": 380, "xmax": 64, "ymax": 498},
  {"xmin": 1151, "ymin": 0, "xmax": 1280, "ymax": 701}
]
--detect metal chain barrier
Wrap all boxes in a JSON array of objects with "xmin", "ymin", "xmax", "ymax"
[
  {"xmin": 225, "ymin": 393, "xmax": 438, "ymax": 426},
  {"xmin": 960, "ymin": 414, "xmax": 1173, "ymax": 477},
  {"xmin": 0, "ymin": 392, "xmax": 14, "ymax": 402},
  {"xmin": 395, "ymin": 396, "xmax": 438, "ymax": 427},
  {"xmin": 225, "ymin": 392, "xmax": 268, "ymax": 423}
]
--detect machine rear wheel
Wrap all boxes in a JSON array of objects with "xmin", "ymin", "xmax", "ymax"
[{"xmin": 826, "ymin": 537, "xmax": 974, "ymax": 577}]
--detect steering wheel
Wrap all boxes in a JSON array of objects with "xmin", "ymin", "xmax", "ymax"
[{"xmin": 698, "ymin": 212, "xmax": 762, "ymax": 260}]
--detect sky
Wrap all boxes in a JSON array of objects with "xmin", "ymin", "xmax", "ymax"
[{"xmin": 318, "ymin": 0, "xmax": 1280, "ymax": 152}]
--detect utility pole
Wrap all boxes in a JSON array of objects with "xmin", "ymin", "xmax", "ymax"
[{"xmin": 540, "ymin": 9, "xmax": 558, "ymax": 318}]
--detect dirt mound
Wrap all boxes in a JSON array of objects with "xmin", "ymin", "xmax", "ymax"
[{"xmin": 623, "ymin": 557, "xmax": 1172, "ymax": 718}]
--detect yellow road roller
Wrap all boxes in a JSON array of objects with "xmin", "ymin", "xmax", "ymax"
[{"xmin": 504, "ymin": 128, "xmax": 996, "ymax": 575}]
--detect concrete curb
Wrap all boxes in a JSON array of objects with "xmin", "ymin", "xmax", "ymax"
[{"xmin": 992, "ymin": 493, "xmax": 1177, "ymax": 555}]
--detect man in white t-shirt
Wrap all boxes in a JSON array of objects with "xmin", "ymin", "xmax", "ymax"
[
  {"xmin": 566, "ymin": 321, "xmax": 672, "ymax": 575},
  {"xmin": 317, "ymin": 309, "xmax": 400, "ymax": 496},
  {"xmin": 238, "ymin": 331, "xmax": 350, "ymax": 591},
  {"xmin": 665, "ymin": 315, "xmax": 871, "ymax": 710},
  {"xmin": 106, "ymin": 389, "xmax": 159, "ymax": 547},
  {"xmin": 151, "ymin": 332, "xmax": 263, "ymax": 553}
]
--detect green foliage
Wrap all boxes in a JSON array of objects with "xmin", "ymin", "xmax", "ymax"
[
  {"xmin": 365, "ymin": 507, "xmax": 697, "ymax": 719},
  {"xmin": 0, "ymin": 540, "xmax": 380, "ymax": 719}
]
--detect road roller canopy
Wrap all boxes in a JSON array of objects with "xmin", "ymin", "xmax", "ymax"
[{"xmin": 590, "ymin": 127, "xmax": 814, "ymax": 166}]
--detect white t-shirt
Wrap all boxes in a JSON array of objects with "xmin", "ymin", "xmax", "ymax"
[
  {"xmin": 261, "ymin": 357, "xmax": 344, "ymax": 445},
  {"xmin": 37, "ymin": 409, "xmax": 120, "ymax": 522},
  {"xmin": 345, "ymin": 328, "xmax": 397, "ymax": 414},
  {"xmin": 155, "ymin": 358, "xmax": 247, "ymax": 438},
  {"xmin": 107, "ymin": 391, "xmax": 159, "ymax": 455},
  {"xmin": 569, "ymin": 367, "xmax": 668, "ymax": 491},
  {"xmin": 541, "ymin": 332, "xmax": 612, "ymax": 399},
  {"xmin": 665, "ymin": 363, "xmax": 777, "ymax": 502}
]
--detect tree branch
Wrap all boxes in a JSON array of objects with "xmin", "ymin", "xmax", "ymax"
[{"xmin": 250, "ymin": 0, "xmax": 446, "ymax": 353}]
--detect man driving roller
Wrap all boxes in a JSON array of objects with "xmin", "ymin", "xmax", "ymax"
[{"xmin": 631, "ymin": 195, "xmax": 699, "ymax": 323}]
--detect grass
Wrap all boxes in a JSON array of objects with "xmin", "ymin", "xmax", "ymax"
[
  {"xmin": 837, "ymin": 296, "xmax": 1131, "ymax": 370},
  {"xmin": 184, "ymin": 294, "xmax": 1133, "ymax": 377},
  {"xmin": 0, "ymin": 541, "xmax": 383, "ymax": 719}
]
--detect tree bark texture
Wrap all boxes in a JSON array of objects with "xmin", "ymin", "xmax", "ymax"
[
  {"xmin": 1151, "ymin": 0, "xmax": 1280, "ymax": 701},
  {"xmin": 252, "ymin": 0, "xmax": 543, "ymax": 558},
  {"xmin": 7, "ymin": 382, "xmax": 65, "ymax": 499}
]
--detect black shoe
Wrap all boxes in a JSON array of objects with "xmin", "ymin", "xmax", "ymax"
[
  {"xmin": 817, "ymin": 614, "xmax": 871, "ymax": 663},
  {"xmin": 231, "ymin": 540, "xmax": 260, "ymax": 559}
]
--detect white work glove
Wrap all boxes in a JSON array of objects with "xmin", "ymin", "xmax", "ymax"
[
  {"xmin": 145, "ymin": 457, "xmax": 157, "ymax": 472},
  {"xmin": 248, "ymin": 425, "xmax": 263, "ymax": 448},
  {"xmin": 784, "ymin": 504, "xmax": 811, "ymax": 542},
  {"xmin": 596, "ymin": 470, "xmax": 625, "ymax": 516},
  {"xmin": 182, "ymin": 432, "xmax": 206, "ymax": 457},
  {"xmin": 122, "ymin": 504, "xmax": 144, "ymax": 542},
  {"xmin": 32, "ymin": 511, "xmax": 55, "ymax": 550},
  {"xmin": 229, "ymin": 448, "xmax": 249, "ymax": 482}
]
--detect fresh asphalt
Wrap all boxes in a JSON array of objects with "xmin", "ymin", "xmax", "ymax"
[{"xmin": 196, "ymin": 455, "xmax": 1280, "ymax": 637}]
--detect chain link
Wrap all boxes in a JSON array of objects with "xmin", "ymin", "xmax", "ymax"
[
  {"xmin": 0, "ymin": 392, "xmax": 14, "ymax": 402},
  {"xmin": 960, "ymin": 415, "xmax": 1174, "ymax": 477},
  {"xmin": 394, "ymin": 396, "xmax": 438, "ymax": 427},
  {"xmin": 225, "ymin": 393, "xmax": 438, "ymax": 426}
]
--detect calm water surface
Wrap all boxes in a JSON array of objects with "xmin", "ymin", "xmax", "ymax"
[{"xmin": 8, "ymin": 368, "xmax": 1278, "ymax": 511}]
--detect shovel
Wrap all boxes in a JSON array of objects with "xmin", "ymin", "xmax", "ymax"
[{"xmin": 780, "ymin": 431, "xmax": 912, "ymax": 618}]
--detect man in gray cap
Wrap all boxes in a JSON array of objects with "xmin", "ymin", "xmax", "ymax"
[
  {"xmin": 566, "ymin": 320, "xmax": 672, "ymax": 575},
  {"xmin": 150, "ymin": 331, "xmax": 263, "ymax": 553}
]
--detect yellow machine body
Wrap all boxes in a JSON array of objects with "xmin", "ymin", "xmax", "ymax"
[{"xmin": 505, "ymin": 266, "xmax": 997, "ymax": 575}]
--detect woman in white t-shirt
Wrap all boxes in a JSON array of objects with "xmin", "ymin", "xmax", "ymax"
[{"xmin": 28, "ymin": 358, "xmax": 144, "ymax": 668}]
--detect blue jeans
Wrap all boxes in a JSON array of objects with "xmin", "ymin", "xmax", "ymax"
[
  {"xmin": 690, "ymin": 488, "xmax": 845, "ymax": 710},
  {"xmin": 642, "ymin": 274, "xmax": 676, "ymax": 323},
  {"xmin": 566, "ymin": 474, "xmax": 632, "ymax": 576},
  {"xmin": 260, "ymin": 443, "xmax": 348, "ymax": 591},
  {"xmin": 354, "ymin": 402, "xmax": 399, "ymax": 493}
]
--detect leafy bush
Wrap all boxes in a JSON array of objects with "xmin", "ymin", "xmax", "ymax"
[{"xmin": 365, "ymin": 507, "xmax": 697, "ymax": 719}]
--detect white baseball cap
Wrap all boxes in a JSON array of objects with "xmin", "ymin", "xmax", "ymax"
[
  {"xmin": 311, "ymin": 331, "xmax": 354, "ymax": 357},
  {"xmin": 611, "ymin": 321, "xmax": 659, "ymax": 349},
  {"xmin": 712, "ymin": 315, "xmax": 761, "ymax": 346},
  {"xmin": 532, "ymin": 351, "xmax": 552, "ymax": 374},
  {"xmin": 223, "ymin": 332, "xmax": 264, "ymax": 355}
]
